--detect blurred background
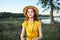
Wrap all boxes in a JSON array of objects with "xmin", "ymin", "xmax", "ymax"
[{"xmin": 0, "ymin": 0, "xmax": 60, "ymax": 40}]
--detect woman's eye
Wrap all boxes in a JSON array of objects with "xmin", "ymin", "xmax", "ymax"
[
  {"xmin": 27, "ymin": 11, "xmax": 34, "ymax": 13},
  {"xmin": 31, "ymin": 11, "xmax": 34, "ymax": 13},
  {"xmin": 27, "ymin": 11, "xmax": 30, "ymax": 13}
]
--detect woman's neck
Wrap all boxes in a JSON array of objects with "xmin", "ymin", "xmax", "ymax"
[{"xmin": 28, "ymin": 17, "xmax": 34, "ymax": 22}]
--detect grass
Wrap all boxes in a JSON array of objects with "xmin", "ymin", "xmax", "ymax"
[
  {"xmin": 0, "ymin": 18, "xmax": 60, "ymax": 40},
  {"xmin": 42, "ymin": 23, "xmax": 60, "ymax": 40}
]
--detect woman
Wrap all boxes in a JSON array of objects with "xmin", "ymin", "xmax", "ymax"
[{"xmin": 21, "ymin": 6, "xmax": 43, "ymax": 40}]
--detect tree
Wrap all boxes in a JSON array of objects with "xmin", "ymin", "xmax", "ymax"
[{"xmin": 37, "ymin": 0, "xmax": 60, "ymax": 24}]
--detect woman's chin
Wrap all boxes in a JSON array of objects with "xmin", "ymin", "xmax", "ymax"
[{"xmin": 29, "ymin": 16, "xmax": 33, "ymax": 18}]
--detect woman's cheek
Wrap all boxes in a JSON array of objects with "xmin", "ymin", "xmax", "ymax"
[{"xmin": 32, "ymin": 13, "xmax": 34, "ymax": 17}]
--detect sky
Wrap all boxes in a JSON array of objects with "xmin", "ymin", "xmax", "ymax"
[{"xmin": 0, "ymin": 0, "xmax": 60, "ymax": 16}]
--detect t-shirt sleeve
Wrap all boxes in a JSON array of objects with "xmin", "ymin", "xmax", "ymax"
[
  {"xmin": 22, "ymin": 21, "xmax": 27, "ymax": 28},
  {"xmin": 37, "ymin": 21, "xmax": 41, "ymax": 28}
]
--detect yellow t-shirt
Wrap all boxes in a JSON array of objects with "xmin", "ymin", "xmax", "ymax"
[{"xmin": 22, "ymin": 21, "xmax": 41, "ymax": 40}]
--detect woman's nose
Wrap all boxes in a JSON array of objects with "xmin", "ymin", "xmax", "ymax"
[{"xmin": 29, "ymin": 14, "xmax": 32, "ymax": 16}]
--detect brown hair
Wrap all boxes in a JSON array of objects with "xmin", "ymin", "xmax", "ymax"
[{"xmin": 24, "ymin": 8, "xmax": 39, "ymax": 21}]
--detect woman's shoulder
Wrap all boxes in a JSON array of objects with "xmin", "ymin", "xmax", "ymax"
[
  {"xmin": 22, "ymin": 21, "xmax": 28, "ymax": 25},
  {"xmin": 22, "ymin": 21, "xmax": 27, "ymax": 27},
  {"xmin": 34, "ymin": 20, "xmax": 41, "ymax": 23},
  {"xmin": 34, "ymin": 20, "xmax": 41, "ymax": 27}
]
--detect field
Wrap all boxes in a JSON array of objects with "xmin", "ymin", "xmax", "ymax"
[{"xmin": 0, "ymin": 18, "xmax": 60, "ymax": 40}]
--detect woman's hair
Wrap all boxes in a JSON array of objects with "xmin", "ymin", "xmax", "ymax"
[{"xmin": 24, "ymin": 8, "xmax": 39, "ymax": 21}]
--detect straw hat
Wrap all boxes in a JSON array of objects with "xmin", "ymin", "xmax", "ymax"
[{"xmin": 23, "ymin": 6, "xmax": 39, "ymax": 16}]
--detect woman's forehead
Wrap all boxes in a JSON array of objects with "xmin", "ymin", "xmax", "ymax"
[{"xmin": 27, "ymin": 8, "xmax": 34, "ymax": 11}]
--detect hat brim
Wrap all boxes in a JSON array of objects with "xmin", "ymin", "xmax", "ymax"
[{"xmin": 23, "ymin": 6, "xmax": 39, "ymax": 16}]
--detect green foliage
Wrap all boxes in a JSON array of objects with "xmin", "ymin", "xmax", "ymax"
[
  {"xmin": 42, "ymin": 24, "xmax": 60, "ymax": 40},
  {"xmin": 0, "ymin": 12, "xmax": 25, "ymax": 18},
  {"xmin": 3, "ymin": 31, "xmax": 14, "ymax": 40},
  {"xmin": 37, "ymin": 0, "xmax": 60, "ymax": 12}
]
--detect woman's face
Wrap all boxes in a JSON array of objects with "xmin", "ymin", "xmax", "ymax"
[{"xmin": 27, "ymin": 9, "xmax": 34, "ymax": 18}]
